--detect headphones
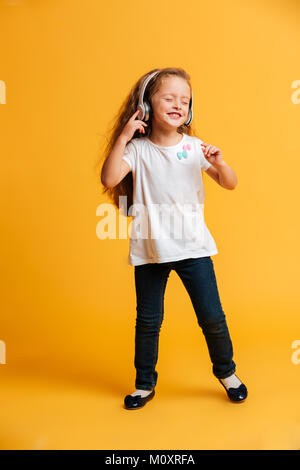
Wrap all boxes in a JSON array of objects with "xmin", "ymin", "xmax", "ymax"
[{"xmin": 136, "ymin": 70, "xmax": 193, "ymax": 126}]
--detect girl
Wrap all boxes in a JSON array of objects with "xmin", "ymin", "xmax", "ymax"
[{"xmin": 100, "ymin": 67, "xmax": 247, "ymax": 410}]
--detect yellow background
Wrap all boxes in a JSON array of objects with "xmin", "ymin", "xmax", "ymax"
[{"xmin": 0, "ymin": 0, "xmax": 300, "ymax": 450}]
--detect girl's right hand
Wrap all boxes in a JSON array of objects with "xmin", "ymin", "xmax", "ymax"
[{"xmin": 120, "ymin": 110, "xmax": 148, "ymax": 142}]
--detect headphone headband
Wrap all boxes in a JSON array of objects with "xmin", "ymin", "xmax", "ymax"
[{"xmin": 137, "ymin": 71, "xmax": 160, "ymax": 113}]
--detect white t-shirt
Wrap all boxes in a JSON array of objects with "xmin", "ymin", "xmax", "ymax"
[{"xmin": 121, "ymin": 133, "xmax": 218, "ymax": 266}]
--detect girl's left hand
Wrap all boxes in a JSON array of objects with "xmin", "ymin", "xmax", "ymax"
[{"xmin": 201, "ymin": 142, "xmax": 223, "ymax": 166}]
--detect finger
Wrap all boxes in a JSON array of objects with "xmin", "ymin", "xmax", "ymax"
[
  {"xmin": 204, "ymin": 145, "xmax": 211, "ymax": 155},
  {"xmin": 209, "ymin": 146, "xmax": 215, "ymax": 156},
  {"xmin": 132, "ymin": 110, "xmax": 141, "ymax": 119},
  {"xmin": 207, "ymin": 145, "xmax": 214, "ymax": 156}
]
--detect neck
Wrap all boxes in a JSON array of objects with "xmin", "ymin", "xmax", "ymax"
[{"xmin": 147, "ymin": 129, "xmax": 183, "ymax": 146}]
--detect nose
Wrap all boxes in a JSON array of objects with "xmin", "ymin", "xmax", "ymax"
[{"xmin": 173, "ymin": 101, "xmax": 182, "ymax": 111}]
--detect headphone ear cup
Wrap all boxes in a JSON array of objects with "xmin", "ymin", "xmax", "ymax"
[
  {"xmin": 143, "ymin": 100, "xmax": 151, "ymax": 122},
  {"xmin": 185, "ymin": 107, "xmax": 192, "ymax": 126},
  {"xmin": 137, "ymin": 104, "xmax": 145, "ymax": 121},
  {"xmin": 184, "ymin": 92, "xmax": 193, "ymax": 126}
]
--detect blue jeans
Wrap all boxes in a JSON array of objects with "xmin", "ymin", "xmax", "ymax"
[{"xmin": 133, "ymin": 256, "xmax": 236, "ymax": 390}]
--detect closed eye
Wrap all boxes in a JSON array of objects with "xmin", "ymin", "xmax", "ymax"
[{"xmin": 165, "ymin": 98, "xmax": 189, "ymax": 105}]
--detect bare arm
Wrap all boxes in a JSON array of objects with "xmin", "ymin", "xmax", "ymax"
[
  {"xmin": 204, "ymin": 162, "xmax": 237, "ymax": 189},
  {"xmin": 101, "ymin": 110, "xmax": 147, "ymax": 188},
  {"xmin": 201, "ymin": 142, "xmax": 238, "ymax": 190},
  {"xmin": 214, "ymin": 161, "xmax": 237, "ymax": 189},
  {"xmin": 205, "ymin": 161, "xmax": 237, "ymax": 189},
  {"xmin": 101, "ymin": 135, "xmax": 131, "ymax": 188}
]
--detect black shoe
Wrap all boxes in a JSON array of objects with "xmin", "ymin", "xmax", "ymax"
[
  {"xmin": 218, "ymin": 377, "xmax": 248, "ymax": 403},
  {"xmin": 124, "ymin": 389, "xmax": 155, "ymax": 410}
]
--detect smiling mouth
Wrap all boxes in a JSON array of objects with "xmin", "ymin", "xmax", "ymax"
[{"xmin": 167, "ymin": 113, "xmax": 182, "ymax": 119}]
